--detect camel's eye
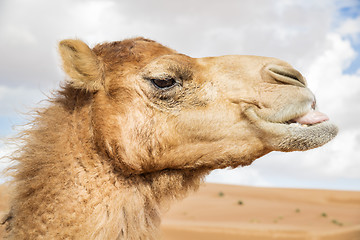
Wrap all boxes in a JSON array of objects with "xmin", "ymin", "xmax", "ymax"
[{"xmin": 150, "ymin": 78, "xmax": 177, "ymax": 89}]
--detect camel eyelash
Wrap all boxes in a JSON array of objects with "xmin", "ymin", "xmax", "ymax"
[
  {"xmin": 144, "ymin": 75, "xmax": 182, "ymax": 90},
  {"xmin": 150, "ymin": 78, "xmax": 177, "ymax": 89}
]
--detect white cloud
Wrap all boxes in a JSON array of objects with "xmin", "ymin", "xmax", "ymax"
[
  {"xmin": 319, "ymin": 130, "xmax": 360, "ymax": 179},
  {"xmin": 0, "ymin": 142, "xmax": 17, "ymax": 183},
  {"xmin": 0, "ymin": 25, "xmax": 37, "ymax": 46},
  {"xmin": 0, "ymin": 85, "xmax": 46, "ymax": 118},
  {"xmin": 304, "ymin": 33, "xmax": 359, "ymax": 117},
  {"xmin": 207, "ymin": 167, "xmax": 270, "ymax": 187},
  {"xmin": 306, "ymin": 33, "xmax": 356, "ymax": 85},
  {"xmin": 336, "ymin": 16, "xmax": 360, "ymax": 43}
]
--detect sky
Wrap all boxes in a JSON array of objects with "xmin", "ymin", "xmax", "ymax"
[{"xmin": 0, "ymin": 0, "xmax": 359, "ymax": 191}]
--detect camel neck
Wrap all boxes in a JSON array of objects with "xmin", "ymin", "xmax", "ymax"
[{"xmin": 6, "ymin": 94, "xmax": 207, "ymax": 239}]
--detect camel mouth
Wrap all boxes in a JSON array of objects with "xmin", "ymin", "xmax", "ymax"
[
  {"xmin": 246, "ymin": 107, "xmax": 338, "ymax": 151},
  {"xmin": 283, "ymin": 110, "xmax": 330, "ymax": 127},
  {"xmin": 276, "ymin": 109, "xmax": 338, "ymax": 151}
]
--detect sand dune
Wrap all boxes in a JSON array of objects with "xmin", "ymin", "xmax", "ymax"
[
  {"xmin": 1, "ymin": 183, "xmax": 359, "ymax": 239},
  {"xmin": 162, "ymin": 183, "xmax": 360, "ymax": 240}
]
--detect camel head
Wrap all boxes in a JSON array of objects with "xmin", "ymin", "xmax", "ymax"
[{"xmin": 59, "ymin": 38, "xmax": 338, "ymax": 174}]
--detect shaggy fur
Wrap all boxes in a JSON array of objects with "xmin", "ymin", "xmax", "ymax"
[{"xmin": 2, "ymin": 37, "xmax": 337, "ymax": 239}]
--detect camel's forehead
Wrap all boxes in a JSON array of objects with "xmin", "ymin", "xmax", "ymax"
[{"xmin": 93, "ymin": 38, "xmax": 177, "ymax": 67}]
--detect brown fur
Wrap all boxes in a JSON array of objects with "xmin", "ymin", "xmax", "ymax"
[{"xmin": 2, "ymin": 37, "xmax": 337, "ymax": 239}]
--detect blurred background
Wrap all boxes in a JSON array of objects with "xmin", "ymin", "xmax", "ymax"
[{"xmin": 0, "ymin": 0, "xmax": 359, "ymax": 190}]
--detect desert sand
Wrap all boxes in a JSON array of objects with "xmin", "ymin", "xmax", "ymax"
[
  {"xmin": 0, "ymin": 183, "xmax": 359, "ymax": 239},
  {"xmin": 162, "ymin": 183, "xmax": 360, "ymax": 240},
  {"xmin": 0, "ymin": 184, "xmax": 10, "ymax": 239}
]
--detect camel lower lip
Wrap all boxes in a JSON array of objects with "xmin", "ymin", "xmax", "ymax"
[{"xmin": 279, "ymin": 120, "xmax": 338, "ymax": 151}]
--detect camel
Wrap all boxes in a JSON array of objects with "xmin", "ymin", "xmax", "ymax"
[{"xmin": 1, "ymin": 37, "xmax": 338, "ymax": 239}]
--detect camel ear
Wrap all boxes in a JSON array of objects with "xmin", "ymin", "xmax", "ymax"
[{"xmin": 59, "ymin": 39, "xmax": 104, "ymax": 91}]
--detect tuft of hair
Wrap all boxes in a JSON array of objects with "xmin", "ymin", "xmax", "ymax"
[{"xmin": 59, "ymin": 39, "xmax": 105, "ymax": 91}]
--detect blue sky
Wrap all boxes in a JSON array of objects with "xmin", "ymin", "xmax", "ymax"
[
  {"xmin": 1, "ymin": 0, "xmax": 360, "ymax": 190},
  {"xmin": 339, "ymin": 1, "xmax": 360, "ymax": 74},
  {"xmin": 340, "ymin": 1, "xmax": 360, "ymax": 18}
]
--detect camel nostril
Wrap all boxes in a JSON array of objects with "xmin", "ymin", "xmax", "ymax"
[{"xmin": 267, "ymin": 65, "xmax": 306, "ymax": 88}]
